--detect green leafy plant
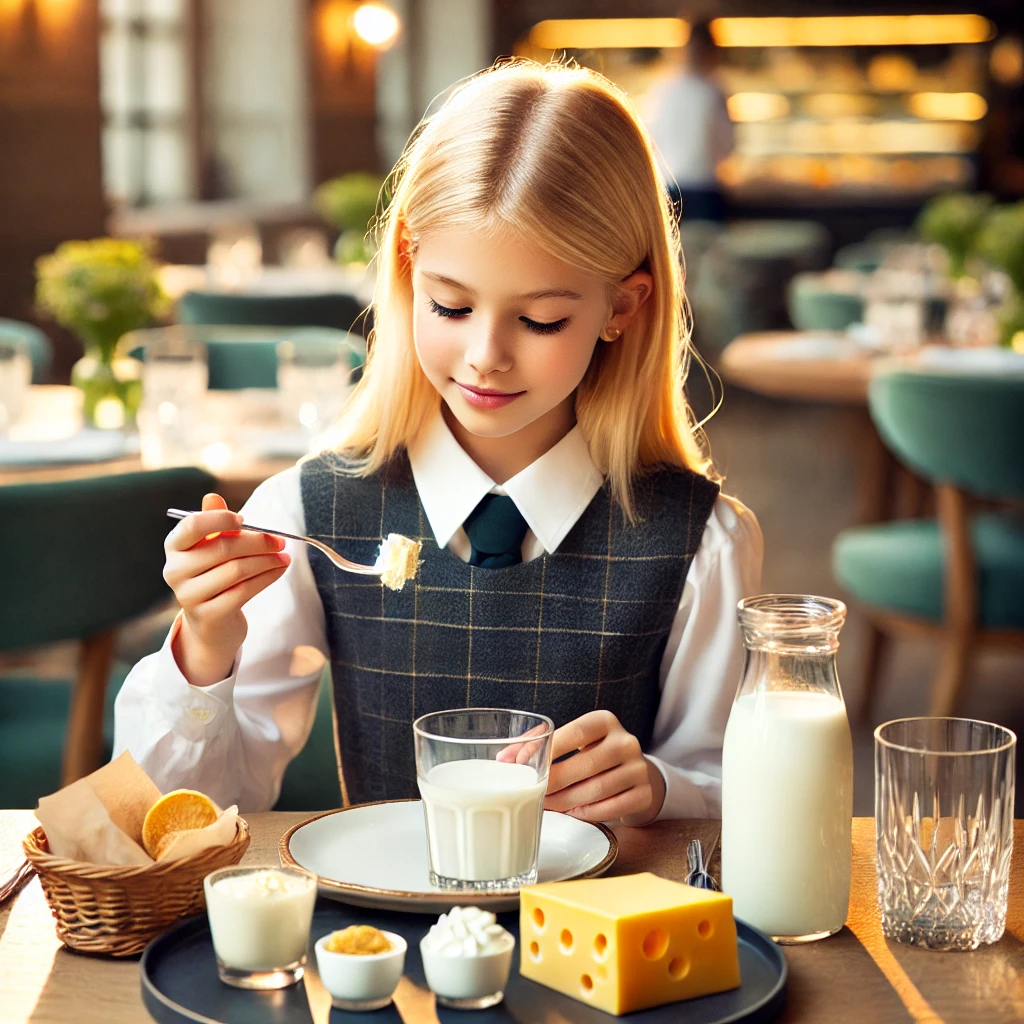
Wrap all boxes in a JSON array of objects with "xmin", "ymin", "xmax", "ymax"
[
  {"xmin": 35, "ymin": 238, "xmax": 169, "ymax": 360},
  {"xmin": 916, "ymin": 191, "xmax": 993, "ymax": 279},
  {"xmin": 973, "ymin": 202, "xmax": 1024, "ymax": 348},
  {"xmin": 313, "ymin": 173, "xmax": 385, "ymax": 264}
]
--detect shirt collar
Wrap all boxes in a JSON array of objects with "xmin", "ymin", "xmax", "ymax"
[{"xmin": 407, "ymin": 408, "xmax": 604, "ymax": 555}]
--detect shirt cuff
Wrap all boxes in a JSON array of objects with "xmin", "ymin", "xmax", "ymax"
[
  {"xmin": 646, "ymin": 754, "xmax": 713, "ymax": 821},
  {"xmin": 154, "ymin": 612, "xmax": 242, "ymax": 740}
]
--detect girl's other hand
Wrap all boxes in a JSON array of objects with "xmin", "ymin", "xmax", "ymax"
[
  {"xmin": 164, "ymin": 492, "xmax": 291, "ymax": 687},
  {"xmin": 543, "ymin": 711, "xmax": 666, "ymax": 826}
]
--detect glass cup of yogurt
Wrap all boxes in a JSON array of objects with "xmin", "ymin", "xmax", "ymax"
[
  {"xmin": 414, "ymin": 708, "xmax": 554, "ymax": 890},
  {"xmin": 204, "ymin": 865, "xmax": 318, "ymax": 989}
]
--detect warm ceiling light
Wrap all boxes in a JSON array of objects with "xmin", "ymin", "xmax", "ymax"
[
  {"xmin": 530, "ymin": 18, "xmax": 690, "ymax": 51},
  {"xmin": 353, "ymin": 2, "xmax": 400, "ymax": 48},
  {"xmin": 991, "ymin": 36, "xmax": 1024, "ymax": 87},
  {"xmin": 710, "ymin": 15, "xmax": 993, "ymax": 48},
  {"xmin": 727, "ymin": 93, "xmax": 790, "ymax": 123},
  {"xmin": 907, "ymin": 92, "xmax": 988, "ymax": 121}
]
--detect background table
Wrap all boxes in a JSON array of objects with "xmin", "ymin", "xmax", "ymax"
[{"xmin": 1, "ymin": 811, "xmax": 1022, "ymax": 1023}]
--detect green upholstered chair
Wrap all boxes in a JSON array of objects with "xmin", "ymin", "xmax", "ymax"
[
  {"xmin": 0, "ymin": 317, "xmax": 53, "ymax": 383},
  {"xmin": 273, "ymin": 667, "xmax": 343, "ymax": 811},
  {"xmin": 832, "ymin": 368, "xmax": 1024, "ymax": 717},
  {"xmin": 0, "ymin": 467, "xmax": 214, "ymax": 807},
  {"xmin": 177, "ymin": 290, "xmax": 373, "ymax": 339},
  {"xmin": 787, "ymin": 273, "xmax": 865, "ymax": 332},
  {"xmin": 125, "ymin": 324, "xmax": 365, "ymax": 391}
]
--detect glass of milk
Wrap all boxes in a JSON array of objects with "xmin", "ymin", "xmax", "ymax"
[
  {"xmin": 204, "ymin": 865, "xmax": 318, "ymax": 989},
  {"xmin": 414, "ymin": 708, "xmax": 554, "ymax": 890},
  {"xmin": 721, "ymin": 595, "xmax": 853, "ymax": 943}
]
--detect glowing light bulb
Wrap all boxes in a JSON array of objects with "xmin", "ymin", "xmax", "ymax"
[{"xmin": 353, "ymin": 3, "xmax": 399, "ymax": 48}]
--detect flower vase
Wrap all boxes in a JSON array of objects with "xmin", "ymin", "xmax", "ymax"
[{"xmin": 71, "ymin": 333, "xmax": 143, "ymax": 430}]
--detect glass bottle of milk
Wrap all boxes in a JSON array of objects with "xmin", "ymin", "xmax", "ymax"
[{"xmin": 721, "ymin": 595, "xmax": 853, "ymax": 944}]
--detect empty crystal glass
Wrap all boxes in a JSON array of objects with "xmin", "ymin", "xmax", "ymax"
[{"xmin": 875, "ymin": 717, "xmax": 1016, "ymax": 951}]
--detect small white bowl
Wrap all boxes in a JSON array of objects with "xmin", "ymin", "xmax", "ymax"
[
  {"xmin": 314, "ymin": 930, "xmax": 407, "ymax": 1012},
  {"xmin": 419, "ymin": 932, "xmax": 515, "ymax": 1010}
]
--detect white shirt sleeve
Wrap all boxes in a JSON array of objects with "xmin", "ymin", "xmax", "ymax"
[
  {"xmin": 645, "ymin": 494, "xmax": 763, "ymax": 821},
  {"xmin": 112, "ymin": 465, "xmax": 328, "ymax": 812}
]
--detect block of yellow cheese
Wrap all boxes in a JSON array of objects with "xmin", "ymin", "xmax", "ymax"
[{"xmin": 519, "ymin": 872, "xmax": 741, "ymax": 1015}]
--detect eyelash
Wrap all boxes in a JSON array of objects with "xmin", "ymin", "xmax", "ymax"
[{"xmin": 428, "ymin": 298, "xmax": 569, "ymax": 335}]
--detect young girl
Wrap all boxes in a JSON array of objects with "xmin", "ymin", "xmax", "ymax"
[{"xmin": 114, "ymin": 60, "xmax": 761, "ymax": 825}]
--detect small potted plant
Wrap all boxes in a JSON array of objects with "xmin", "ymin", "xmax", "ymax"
[
  {"xmin": 973, "ymin": 201, "xmax": 1024, "ymax": 349},
  {"xmin": 313, "ymin": 173, "xmax": 385, "ymax": 266},
  {"xmin": 916, "ymin": 192, "xmax": 993, "ymax": 280},
  {"xmin": 35, "ymin": 238, "xmax": 169, "ymax": 427}
]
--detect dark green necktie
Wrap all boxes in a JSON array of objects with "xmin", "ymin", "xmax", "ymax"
[{"xmin": 464, "ymin": 493, "xmax": 529, "ymax": 568}]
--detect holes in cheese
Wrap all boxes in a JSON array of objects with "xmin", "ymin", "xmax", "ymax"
[
  {"xmin": 560, "ymin": 929, "xmax": 574, "ymax": 954},
  {"xmin": 669, "ymin": 955, "xmax": 690, "ymax": 981},
  {"xmin": 533, "ymin": 908, "xmax": 545, "ymax": 931},
  {"xmin": 581, "ymin": 974, "xmax": 594, "ymax": 994},
  {"xmin": 697, "ymin": 919, "xmax": 713, "ymax": 939},
  {"xmin": 642, "ymin": 928, "xmax": 669, "ymax": 960},
  {"xmin": 593, "ymin": 933, "xmax": 608, "ymax": 960},
  {"xmin": 529, "ymin": 941, "xmax": 541, "ymax": 962}
]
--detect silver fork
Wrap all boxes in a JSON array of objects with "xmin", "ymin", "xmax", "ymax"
[{"xmin": 166, "ymin": 509, "xmax": 385, "ymax": 577}]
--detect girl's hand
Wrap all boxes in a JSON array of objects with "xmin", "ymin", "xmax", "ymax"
[
  {"xmin": 164, "ymin": 492, "xmax": 291, "ymax": 687},
  {"xmin": 543, "ymin": 711, "xmax": 666, "ymax": 826}
]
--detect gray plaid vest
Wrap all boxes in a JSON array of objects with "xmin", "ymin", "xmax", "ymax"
[{"xmin": 300, "ymin": 450, "xmax": 719, "ymax": 805}]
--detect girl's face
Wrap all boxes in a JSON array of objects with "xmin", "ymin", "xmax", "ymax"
[{"xmin": 412, "ymin": 227, "xmax": 646, "ymax": 478}]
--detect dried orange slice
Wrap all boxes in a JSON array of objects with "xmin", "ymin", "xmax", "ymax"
[{"xmin": 142, "ymin": 789, "xmax": 219, "ymax": 858}]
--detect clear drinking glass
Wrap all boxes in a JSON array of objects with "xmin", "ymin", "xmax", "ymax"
[
  {"xmin": 721, "ymin": 595, "xmax": 854, "ymax": 943},
  {"xmin": 0, "ymin": 337, "xmax": 31, "ymax": 433},
  {"xmin": 204, "ymin": 865, "xmax": 318, "ymax": 989},
  {"xmin": 138, "ymin": 332, "xmax": 208, "ymax": 468},
  {"xmin": 414, "ymin": 709, "xmax": 554, "ymax": 891},
  {"xmin": 875, "ymin": 718, "xmax": 1016, "ymax": 951},
  {"xmin": 276, "ymin": 336, "xmax": 352, "ymax": 435}
]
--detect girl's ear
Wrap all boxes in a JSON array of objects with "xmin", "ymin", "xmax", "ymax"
[{"xmin": 600, "ymin": 269, "xmax": 654, "ymax": 342}]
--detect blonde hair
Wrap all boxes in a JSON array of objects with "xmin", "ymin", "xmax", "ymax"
[{"xmin": 325, "ymin": 58, "xmax": 715, "ymax": 520}]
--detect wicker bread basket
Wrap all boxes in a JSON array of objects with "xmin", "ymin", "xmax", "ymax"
[{"xmin": 22, "ymin": 818, "xmax": 250, "ymax": 957}]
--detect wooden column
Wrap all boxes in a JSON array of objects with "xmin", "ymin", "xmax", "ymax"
[{"xmin": 0, "ymin": 0, "xmax": 107, "ymax": 379}]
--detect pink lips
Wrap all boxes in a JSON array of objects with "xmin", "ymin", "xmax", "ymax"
[{"xmin": 455, "ymin": 382, "xmax": 525, "ymax": 410}]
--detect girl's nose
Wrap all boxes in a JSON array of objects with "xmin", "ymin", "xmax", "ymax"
[{"xmin": 464, "ymin": 321, "xmax": 513, "ymax": 376}]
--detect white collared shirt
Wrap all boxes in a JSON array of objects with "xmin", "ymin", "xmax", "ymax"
[{"xmin": 113, "ymin": 413, "xmax": 763, "ymax": 820}]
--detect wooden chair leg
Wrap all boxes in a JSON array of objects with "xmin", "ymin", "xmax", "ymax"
[
  {"xmin": 858, "ymin": 624, "xmax": 889, "ymax": 722},
  {"xmin": 61, "ymin": 629, "xmax": 115, "ymax": 786},
  {"xmin": 929, "ymin": 631, "xmax": 973, "ymax": 719}
]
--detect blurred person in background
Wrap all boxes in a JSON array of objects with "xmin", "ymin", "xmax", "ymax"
[{"xmin": 644, "ymin": 19, "xmax": 734, "ymax": 222}]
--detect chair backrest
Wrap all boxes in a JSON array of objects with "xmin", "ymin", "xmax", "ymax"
[
  {"xmin": 869, "ymin": 367, "xmax": 1024, "ymax": 501},
  {"xmin": 177, "ymin": 290, "xmax": 373, "ymax": 338},
  {"xmin": 0, "ymin": 467, "xmax": 214, "ymax": 650},
  {"xmin": 126, "ymin": 325, "xmax": 366, "ymax": 390},
  {"xmin": 0, "ymin": 317, "xmax": 53, "ymax": 383}
]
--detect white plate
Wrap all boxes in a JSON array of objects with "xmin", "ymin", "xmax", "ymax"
[{"xmin": 279, "ymin": 799, "xmax": 617, "ymax": 913}]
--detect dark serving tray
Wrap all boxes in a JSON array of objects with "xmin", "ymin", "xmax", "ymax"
[{"xmin": 141, "ymin": 899, "xmax": 786, "ymax": 1024}]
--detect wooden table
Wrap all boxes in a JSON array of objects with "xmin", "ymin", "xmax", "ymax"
[
  {"xmin": 0, "ymin": 386, "xmax": 296, "ymax": 511},
  {"xmin": 2, "ymin": 811, "xmax": 1022, "ymax": 1024}
]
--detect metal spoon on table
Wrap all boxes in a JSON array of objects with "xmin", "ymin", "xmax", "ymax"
[
  {"xmin": 685, "ymin": 835, "xmax": 721, "ymax": 891},
  {"xmin": 166, "ymin": 509, "xmax": 388, "ymax": 577}
]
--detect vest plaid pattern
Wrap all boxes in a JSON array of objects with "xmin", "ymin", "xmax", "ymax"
[{"xmin": 300, "ymin": 450, "xmax": 720, "ymax": 806}]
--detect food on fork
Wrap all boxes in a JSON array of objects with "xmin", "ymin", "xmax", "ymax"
[
  {"xmin": 141, "ymin": 789, "xmax": 220, "ymax": 859},
  {"xmin": 376, "ymin": 533, "xmax": 422, "ymax": 591},
  {"xmin": 519, "ymin": 872, "xmax": 741, "ymax": 1015},
  {"xmin": 325, "ymin": 925, "xmax": 394, "ymax": 955}
]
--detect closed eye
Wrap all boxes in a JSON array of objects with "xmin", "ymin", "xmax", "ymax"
[
  {"xmin": 428, "ymin": 298, "xmax": 470, "ymax": 318},
  {"xmin": 521, "ymin": 316, "xmax": 569, "ymax": 335}
]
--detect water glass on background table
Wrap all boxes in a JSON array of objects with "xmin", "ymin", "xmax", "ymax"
[
  {"xmin": 0, "ymin": 338, "xmax": 31, "ymax": 433},
  {"xmin": 875, "ymin": 717, "xmax": 1016, "ymax": 951},
  {"xmin": 138, "ymin": 333, "xmax": 209, "ymax": 468},
  {"xmin": 276, "ymin": 336, "xmax": 352, "ymax": 435},
  {"xmin": 414, "ymin": 709, "xmax": 554, "ymax": 891}
]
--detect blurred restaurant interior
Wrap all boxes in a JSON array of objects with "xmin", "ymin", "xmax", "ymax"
[{"xmin": 2, "ymin": 0, "xmax": 1024, "ymax": 816}]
